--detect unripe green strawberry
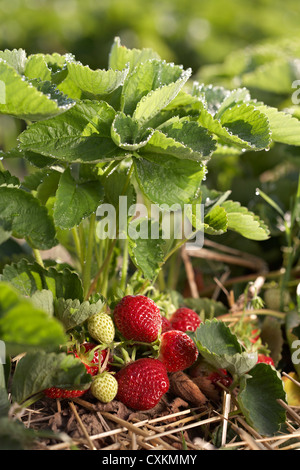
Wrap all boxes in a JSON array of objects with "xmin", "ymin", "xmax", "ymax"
[
  {"xmin": 91, "ymin": 372, "xmax": 118, "ymax": 403},
  {"xmin": 264, "ymin": 288, "xmax": 290, "ymax": 311},
  {"xmin": 88, "ymin": 312, "xmax": 115, "ymax": 344}
]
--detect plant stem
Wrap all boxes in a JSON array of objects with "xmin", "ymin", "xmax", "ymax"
[
  {"xmin": 83, "ymin": 213, "xmax": 96, "ymax": 299},
  {"xmin": 78, "ymin": 223, "xmax": 86, "ymax": 265},
  {"xmin": 86, "ymin": 239, "xmax": 117, "ymax": 299},
  {"xmin": 167, "ymin": 250, "xmax": 181, "ymax": 290},
  {"xmin": 157, "ymin": 269, "xmax": 166, "ymax": 291},
  {"xmin": 120, "ymin": 238, "xmax": 129, "ymax": 292},
  {"xmin": 71, "ymin": 226, "xmax": 83, "ymax": 271},
  {"xmin": 86, "ymin": 161, "xmax": 134, "ymax": 299},
  {"xmin": 218, "ymin": 308, "xmax": 286, "ymax": 321},
  {"xmin": 32, "ymin": 248, "xmax": 44, "ymax": 268}
]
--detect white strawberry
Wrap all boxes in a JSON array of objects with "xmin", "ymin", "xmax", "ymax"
[
  {"xmin": 91, "ymin": 372, "xmax": 118, "ymax": 403},
  {"xmin": 88, "ymin": 312, "xmax": 115, "ymax": 345}
]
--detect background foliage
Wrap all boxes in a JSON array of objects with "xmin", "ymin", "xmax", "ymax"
[
  {"xmin": 1, "ymin": 0, "xmax": 299, "ymax": 284},
  {"xmin": 0, "ymin": 0, "xmax": 300, "ymax": 449}
]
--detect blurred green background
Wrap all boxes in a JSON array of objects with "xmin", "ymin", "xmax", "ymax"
[
  {"xmin": 0, "ymin": 0, "xmax": 300, "ymax": 291},
  {"xmin": 0, "ymin": 0, "xmax": 300, "ymax": 72}
]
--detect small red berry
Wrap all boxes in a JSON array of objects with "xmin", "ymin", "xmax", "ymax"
[
  {"xmin": 44, "ymin": 387, "xmax": 87, "ymax": 399},
  {"xmin": 169, "ymin": 307, "xmax": 201, "ymax": 332},
  {"xmin": 207, "ymin": 369, "xmax": 233, "ymax": 388},
  {"xmin": 113, "ymin": 295, "xmax": 162, "ymax": 343},
  {"xmin": 158, "ymin": 330, "xmax": 199, "ymax": 372},
  {"xmin": 250, "ymin": 328, "xmax": 260, "ymax": 344},
  {"xmin": 257, "ymin": 354, "xmax": 275, "ymax": 367},
  {"xmin": 161, "ymin": 315, "xmax": 173, "ymax": 333},
  {"xmin": 74, "ymin": 342, "xmax": 108, "ymax": 376},
  {"xmin": 115, "ymin": 358, "xmax": 169, "ymax": 410}
]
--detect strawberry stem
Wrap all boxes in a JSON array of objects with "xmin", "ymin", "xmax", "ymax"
[
  {"xmin": 100, "ymin": 348, "xmax": 110, "ymax": 373},
  {"xmin": 120, "ymin": 347, "xmax": 131, "ymax": 364}
]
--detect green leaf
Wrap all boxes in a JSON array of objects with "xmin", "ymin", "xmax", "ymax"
[
  {"xmin": 128, "ymin": 218, "xmax": 165, "ymax": 280},
  {"xmin": 134, "ymin": 154, "xmax": 206, "ymax": 208},
  {"xmin": 198, "ymin": 102, "xmax": 271, "ymax": 151},
  {"xmin": 67, "ymin": 60, "xmax": 128, "ymax": 96},
  {"xmin": 193, "ymin": 319, "xmax": 242, "ymax": 355},
  {"xmin": 242, "ymin": 59, "xmax": 295, "ymax": 94},
  {"xmin": 22, "ymin": 168, "xmax": 54, "ymax": 191},
  {"xmin": 109, "ymin": 36, "xmax": 160, "ymax": 73},
  {"xmin": 183, "ymin": 297, "xmax": 227, "ymax": 318},
  {"xmin": 24, "ymin": 54, "xmax": 52, "ymax": 82},
  {"xmin": 140, "ymin": 118, "xmax": 216, "ymax": 161},
  {"xmin": 254, "ymin": 103, "xmax": 300, "ymax": 146},
  {"xmin": 237, "ymin": 364, "xmax": 287, "ymax": 436},
  {"xmin": 187, "ymin": 202, "xmax": 228, "ymax": 235},
  {"xmin": 133, "ymin": 71, "xmax": 192, "ymax": 126},
  {"xmin": 30, "ymin": 289, "xmax": 54, "ymax": 317},
  {"xmin": 0, "ymin": 389, "xmax": 10, "ymax": 419},
  {"xmin": 0, "ymin": 48, "xmax": 27, "ymax": 74},
  {"xmin": 54, "ymin": 297, "xmax": 104, "ymax": 331},
  {"xmin": 1, "ymin": 259, "xmax": 83, "ymax": 302},
  {"xmin": 221, "ymin": 200, "xmax": 270, "ymax": 240},
  {"xmin": 0, "ymin": 282, "xmax": 66, "ymax": 357},
  {"xmin": 121, "ymin": 59, "xmax": 191, "ymax": 118},
  {"xmin": 0, "ymin": 417, "xmax": 41, "ymax": 450},
  {"xmin": 22, "ymin": 168, "xmax": 61, "ymax": 206},
  {"xmin": 11, "ymin": 351, "xmax": 91, "ymax": 405},
  {"xmin": 192, "ymin": 319, "xmax": 258, "ymax": 377},
  {"xmin": 193, "ymin": 83, "xmax": 251, "ymax": 117},
  {"xmin": 111, "ymin": 112, "xmax": 154, "ymax": 150},
  {"xmin": 18, "ymin": 100, "xmax": 128, "ymax": 163},
  {"xmin": 53, "ymin": 167, "xmax": 104, "ymax": 229},
  {"xmin": 0, "ymin": 60, "xmax": 75, "ymax": 121},
  {"xmin": 1, "ymin": 147, "xmax": 57, "ymax": 169},
  {"xmin": 203, "ymin": 205, "xmax": 228, "ymax": 235},
  {"xmin": 0, "ymin": 186, "xmax": 57, "ymax": 250},
  {"xmin": 0, "ymin": 170, "xmax": 20, "ymax": 187},
  {"xmin": 101, "ymin": 165, "xmax": 136, "ymax": 208}
]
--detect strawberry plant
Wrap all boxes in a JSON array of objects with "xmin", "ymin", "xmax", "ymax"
[{"xmin": 0, "ymin": 38, "xmax": 300, "ymax": 450}]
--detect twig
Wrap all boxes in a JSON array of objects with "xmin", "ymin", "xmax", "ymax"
[
  {"xmin": 282, "ymin": 371, "xmax": 300, "ymax": 388},
  {"xmin": 69, "ymin": 401, "xmax": 96, "ymax": 450},
  {"xmin": 221, "ymin": 392, "xmax": 231, "ymax": 447},
  {"xmin": 213, "ymin": 276, "xmax": 235, "ymax": 307},
  {"xmin": 185, "ymin": 246, "xmax": 267, "ymax": 271},
  {"xmin": 99, "ymin": 411, "xmax": 177, "ymax": 450},
  {"xmin": 212, "ymin": 269, "xmax": 231, "ymax": 301},
  {"xmin": 143, "ymin": 415, "xmax": 228, "ymax": 442},
  {"xmin": 277, "ymin": 399, "xmax": 300, "ymax": 425},
  {"xmin": 236, "ymin": 416, "xmax": 273, "ymax": 450},
  {"xmin": 181, "ymin": 246, "xmax": 199, "ymax": 298}
]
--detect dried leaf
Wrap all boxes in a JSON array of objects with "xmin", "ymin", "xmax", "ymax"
[{"xmin": 169, "ymin": 371, "xmax": 207, "ymax": 406}]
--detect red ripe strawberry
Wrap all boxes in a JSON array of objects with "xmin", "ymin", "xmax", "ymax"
[
  {"xmin": 44, "ymin": 387, "xmax": 87, "ymax": 399},
  {"xmin": 113, "ymin": 295, "xmax": 162, "ymax": 343},
  {"xmin": 257, "ymin": 354, "xmax": 275, "ymax": 367},
  {"xmin": 115, "ymin": 358, "xmax": 169, "ymax": 410},
  {"xmin": 169, "ymin": 307, "xmax": 201, "ymax": 332},
  {"xmin": 161, "ymin": 315, "xmax": 173, "ymax": 333},
  {"xmin": 250, "ymin": 328, "xmax": 260, "ymax": 344},
  {"xmin": 158, "ymin": 330, "xmax": 199, "ymax": 372},
  {"xmin": 207, "ymin": 369, "xmax": 233, "ymax": 388},
  {"xmin": 74, "ymin": 342, "xmax": 108, "ymax": 376}
]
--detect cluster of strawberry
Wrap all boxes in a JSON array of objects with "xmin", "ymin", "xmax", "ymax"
[
  {"xmin": 43, "ymin": 295, "xmax": 276, "ymax": 410},
  {"xmin": 44, "ymin": 296, "xmax": 202, "ymax": 410}
]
